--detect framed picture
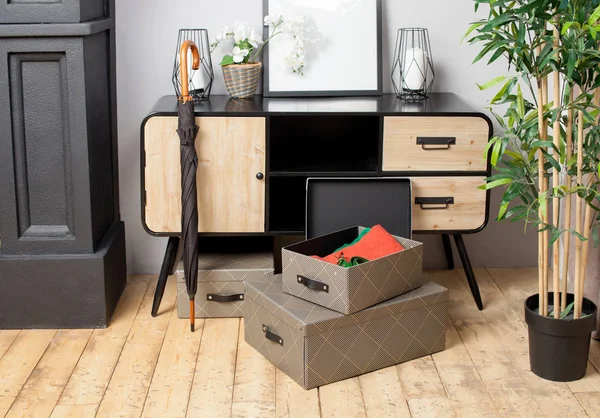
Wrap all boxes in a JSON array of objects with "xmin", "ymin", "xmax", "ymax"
[{"xmin": 262, "ymin": 0, "xmax": 382, "ymax": 97}]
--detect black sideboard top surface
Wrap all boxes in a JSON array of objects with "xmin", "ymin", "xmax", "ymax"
[{"xmin": 147, "ymin": 93, "xmax": 487, "ymax": 118}]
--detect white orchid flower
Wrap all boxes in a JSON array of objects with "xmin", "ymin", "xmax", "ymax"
[
  {"xmin": 232, "ymin": 46, "xmax": 245, "ymax": 63},
  {"xmin": 233, "ymin": 22, "xmax": 248, "ymax": 43},
  {"xmin": 248, "ymin": 28, "xmax": 262, "ymax": 48},
  {"xmin": 241, "ymin": 48, "xmax": 250, "ymax": 57}
]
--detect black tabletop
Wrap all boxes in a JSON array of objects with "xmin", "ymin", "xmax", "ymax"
[{"xmin": 147, "ymin": 93, "xmax": 487, "ymax": 117}]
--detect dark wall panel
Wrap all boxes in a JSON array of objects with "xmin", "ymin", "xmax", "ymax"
[
  {"xmin": 0, "ymin": 0, "xmax": 105, "ymax": 24},
  {"xmin": 9, "ymin": 53, "xmax": 74, "ymax": 240},
  {"xmin": 0, "ymin": 37, "xmax": 94, "ymax": 255},
  {"xmin": 84, "ymin": 32, "xmax": 116, "ymax": 250}
]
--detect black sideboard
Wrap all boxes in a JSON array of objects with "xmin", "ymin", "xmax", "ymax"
[{"xmin": 141, "ymin": 93, "xmax": 492, "ymax": 312}]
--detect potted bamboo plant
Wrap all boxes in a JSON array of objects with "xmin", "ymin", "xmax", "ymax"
[
  {"xmin": 467, "ymin": 0, "xmax": 600, "ymax": 381},
  {"xmin": 210, "ymin": 16, "xmax": 311, "ymax": 98}
]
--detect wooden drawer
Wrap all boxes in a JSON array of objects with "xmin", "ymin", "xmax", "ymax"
[
  {"xmin": 383, "ymin": 116, "xmax": 489, "ymax": 172},
  {"xmin": 143, "ymin": 116, "xmax": 266, "ymax": 233},
  {"xmin": 411, "ymin": 177, "xmax": 486, "ymax": 232}
]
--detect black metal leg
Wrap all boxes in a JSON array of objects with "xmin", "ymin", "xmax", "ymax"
[
  {"xmin": 169, "ymin": 238, "xmax": 184, "ymax": 275},
  {"xmin": 441, "ymin": 234, "xmax": 454, "ymax": 270},
  {"xmin": 453, "ymin": 234, "xmax": 483, "ymax": 311},
  {"xmin": 151, "ymin": 236, "xmax": 181, "ymax": 317}
]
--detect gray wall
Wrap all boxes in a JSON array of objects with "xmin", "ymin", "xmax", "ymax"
[{"xmin": 115, "ymin": 0, "xmax": 537, "ymax": 274}]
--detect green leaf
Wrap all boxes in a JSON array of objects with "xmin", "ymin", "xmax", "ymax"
[
  {"xmin": 562, "ymin": 22, "xmax": 574, "ymax": 35},
  {"xmin": 477, "ymin": 76, "xmax": 508, "ymax": 91},
  {"xmin": 560, "ymin": 302, "xmax": 575, "ymax": 319},
  {"xmin": 517, "ymin": 84, "xmax": 525, "ymax": 118},
  {"xmin": 589, "ymin": 4, "xmax": 600, "ymax": 26},
  {"xmin": 491, "ymin": 139, "xmax": 503, "ymax": 166},
  {"xmin": 463, "ymin": 21, "xmax": 485, "ymax": 42},
  {"xmin": 219, "ymin": 55, "xmax": 234, "ymax": 66},
  {"xmin": 482, "ymin": 178, "xmax": 513, "ymax": 190},
  {"xmin": 498, "ymin": 201, "xmax": 510, "ymax": 220}
]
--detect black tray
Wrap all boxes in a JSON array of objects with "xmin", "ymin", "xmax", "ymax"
[{"xmin": 305, "ymin": 177, "xmax": 412, "ymax": 240}]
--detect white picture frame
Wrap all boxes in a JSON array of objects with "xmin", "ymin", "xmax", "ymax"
[{"xmin": 262, "ymin": 0, "xmax": 382, "ymax": 97}]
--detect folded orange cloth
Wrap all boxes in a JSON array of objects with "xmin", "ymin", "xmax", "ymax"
[{"xmin": 311, "ymin": 225, "xmax": 404, "ymax": 265}]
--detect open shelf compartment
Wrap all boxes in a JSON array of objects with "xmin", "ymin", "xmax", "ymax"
[{"xmin": 269, "ymin": 115, "xmax": 380, "ymax": 172}]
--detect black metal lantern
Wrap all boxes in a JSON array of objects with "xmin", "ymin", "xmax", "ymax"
[
  {"xmin": 172, "ymin": 29, "xmax": 214, "ymax": 102},
  {"xmin": 391, "ymin": 28, "xmax": 435, "ymax": 100}
]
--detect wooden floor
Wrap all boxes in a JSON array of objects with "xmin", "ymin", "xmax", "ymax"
[{"xmin": 2, "ymin": 268, "xmax": 600, "ymax": 417}]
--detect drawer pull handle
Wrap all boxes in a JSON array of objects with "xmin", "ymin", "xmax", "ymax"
[
  {"xmin": 416, "ymin": 137, "xmax": 456, "ymax": 150},
  {"xmin": 415, "ymin": 197, "xmax": 454, "ymax": 210},
  {"xmin": 262, "ymin": 325, "xmax": 283, "ymax": 346},
  {"xmin": 297, "ymin": 275, "xmax": 329, "ymax": 293},
  {"xmin": 206, "ymin": 293, "xmax": 244, "ymax": 303}
]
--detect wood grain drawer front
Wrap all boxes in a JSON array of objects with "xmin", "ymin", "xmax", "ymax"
[
  {"xmin": 383, "ymin": 116, "xmax": 489, "ymax": 172},
  {"xmin": 412, "ymin": 177, "xmax": 486, "ymax": 232},
  {"xmin": 144, "ymin": 116, "xmax": 266, "ymax": 233}
]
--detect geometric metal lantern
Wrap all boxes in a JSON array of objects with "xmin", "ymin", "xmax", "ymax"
[
  {"xmin": 172, "ymin": 29, "xmax": 214, "ymax": 102},
  {"xmin": 391, "ymin": 28, "xmax": 435, "ymax": 100}
]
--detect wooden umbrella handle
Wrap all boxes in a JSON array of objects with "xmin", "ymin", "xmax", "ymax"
[{"xmin": 180, "ymin": 40, "xmax": 201, "ymax": 103}]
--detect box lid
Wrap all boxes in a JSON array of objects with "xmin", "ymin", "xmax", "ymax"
[
  {"xmin": 176, "ymin": 252, "xmax": 273, "ymax": 283},
  {"xmin": 244, "ymin": 275, "xmax": 447, "ymax": 336},
  {"xmin": 306, "ymin": 177, "xmax": 412, "ymax": 240}
]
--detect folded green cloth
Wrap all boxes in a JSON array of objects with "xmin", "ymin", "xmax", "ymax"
[
  {"xmin": 336, "ymin": 256, "xmax": 370, "ymax": 268},
  {"xmin": 332, "ymin": 228, "xmax": 371, "ymax": 253}
]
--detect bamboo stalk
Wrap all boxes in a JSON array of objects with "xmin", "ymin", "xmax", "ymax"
[
  {"xmin": 578, "ymin": 88, "xmax": 600, "ymax": 314},
  {"xmin": 536, "ymin": 44, "xmax": 548, "ymax": 316},
  {"xmin": 542, "ymin": 72, "xmax": 550, "ymax": 316},
  {"xmin": 552, "ymin": 24, "xmax": 561, "ymax": 318},
  {"xmin": 561, "ymin": 89, "xmax": 574, "ymax": 312},
  {"xmin": 574, "ymin": 109, "xmax": 584, "ymax": 319}
]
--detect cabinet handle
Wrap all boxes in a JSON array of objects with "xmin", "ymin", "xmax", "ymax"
[
  {"xmin": 415, "ymin": 197, "xmax": 454, "ymax": 210},
  {"xmin": 297, "ymin": 275, "xmax": 329, "ymax": 293},
  {"xmin": 256, "ymin": 172, "xmax": 264, "ymax": 180},
  {"xmin": 206, "ymin": 293, "xmax": 244, "ymax": 303},
  {"xmin": 416, "ymin": 137, "xmax": 456, "ymax": 150},
  {"xmin": 262, "ymin": 325, "xmax": 283, "ymax": 346}
]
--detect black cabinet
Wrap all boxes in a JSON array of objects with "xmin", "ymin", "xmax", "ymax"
[{"xmin": 0, "ymin": 0, "xmax": 125, "ymax": 328}]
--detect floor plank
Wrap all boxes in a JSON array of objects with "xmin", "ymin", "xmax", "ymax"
[
  {"xmin": 319, "ymin": 378, "xmax": 366, "ymax": 418},
  {"xmin": 397, "ymin": 356, "xmax": 446, "ymax": 399},
  {"xmin": 50, "ymin": 404, "xmax": 99, "ymax": 418},
  {"xmin": 429, "ymin": 314, "xmax": 500, "ymax": 417},
  {"xmin": 275, "ymin": 368, "xmax": 320, "ymax": 418},
  {"xmin": 231, "ymin": 319, "xmax": 276, "ymax": 418},
  {"xmin": 141, "ymin": 304, "xmax": 204, "ymax": 418},
  {"xmin": 4, "ymin": 269, "xmax": 600, "ymax": 417},
  {"xmin": 187, "ymin": 318, "xmax": 240, "ymax": 418},
  {"xmin": 433, "ymin": 269, "xmax": 543, "ymax": 417},
  {"xmin": 6, "ymin": 330, "xmax": 92, "ymax": 418},
  {"xmin": 359, "ymin": 366, "xmax": 410, "ymax": 417},
  {"xmin": 0, "ymin": 329, "xmax": 57, "ymax": 416},
  {"xmin": 575, "ymin": 392, "xmax": 600, "ymax": 416},
  {"xmin": 485, "ymin": 268, "xmax": 588, "ymax": 417},
  {"xmin": 0, "ymin": 330, "xmax": 20, "ymax": 361},
  {"xmin": 408, "ymin": 397, "xmax": 457, "ymax": 418},
  {"xmin": 57, "ymin": 276, "xmax": 151, "ymax": 407},
  {"xmin": 95, "ymin": 277, "xmax": 177, "ymax": 418}
]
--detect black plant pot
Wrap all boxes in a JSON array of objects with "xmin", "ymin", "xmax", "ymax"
[{"xmin": 525, "ymin": 293, "xmax": 597, "ymax": 382}]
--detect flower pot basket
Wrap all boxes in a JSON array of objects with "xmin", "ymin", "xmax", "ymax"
[
  {"xmin": 222, "ymin": 62, "xmax": 262, "ymax": 99},
  {"xmin": 525, "ymin": 293, "xmax": 597, "ymax": 382}
]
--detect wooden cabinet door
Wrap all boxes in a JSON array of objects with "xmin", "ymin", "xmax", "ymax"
[{"xmin": 144, "ymin": 116, "xmax": 266, "ymax": 233}]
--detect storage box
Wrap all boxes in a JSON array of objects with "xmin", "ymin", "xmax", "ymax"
[
  {"xmin": 282, "ymin": 226, "xmax": 425, "ymax": 314},
  {"xmin": 244, "ymin": 275, "xmax": 448, "ymax": 390},
  {"xmin": 177, "ymin": 252, "xmax": 273, "ymax": 318}
]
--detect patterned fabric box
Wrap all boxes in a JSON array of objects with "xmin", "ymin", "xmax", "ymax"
[
  {"xmin": 177, "ymin": 252, "xmax": 273, "ymax": 318},
  {"xmin": 282, "ymin": 226, "xmax": 426, "ymax": 314},
  {"xmin": 244, "ymin": 274, "xmax": 448, "ymax": 390}
]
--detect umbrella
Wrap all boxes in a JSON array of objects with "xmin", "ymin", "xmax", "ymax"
[{"xmin": 178, "ymin": 40, "xmax": 200, "ymax": 331}]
